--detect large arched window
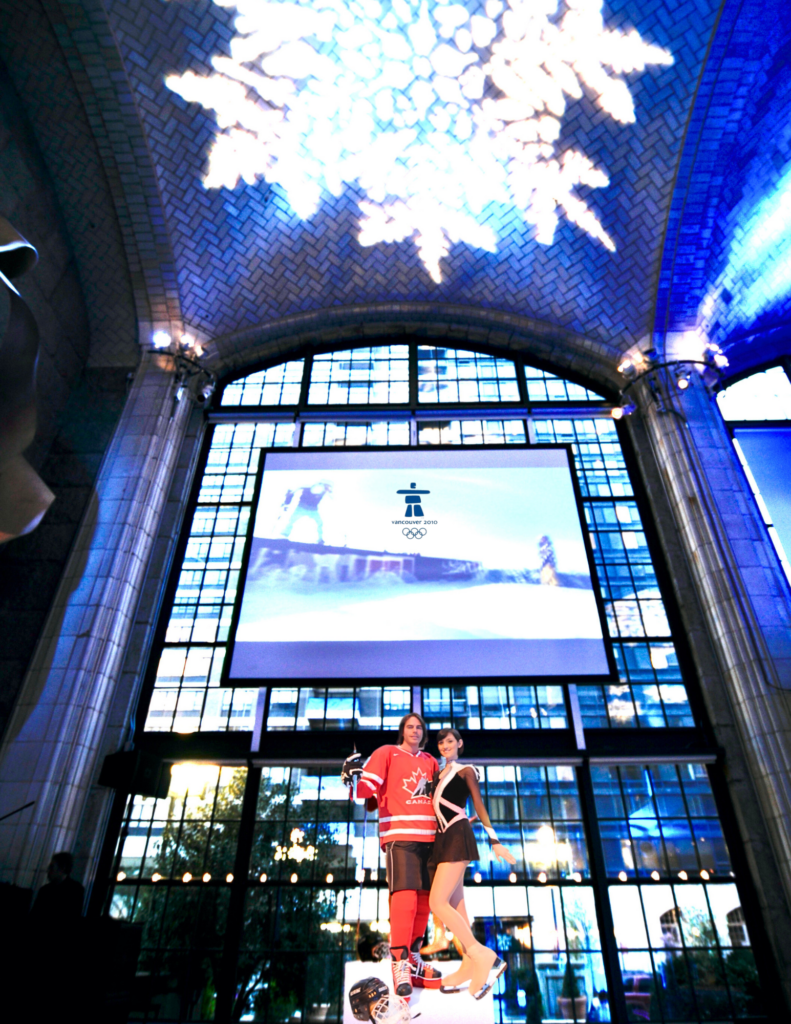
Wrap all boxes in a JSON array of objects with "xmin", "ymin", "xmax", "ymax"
[
  {"xmin": 718, "ymin": 363, "xmax": 791, "ymax": 583},
  {"xmin": 104, "ymin": 343, "xmax": 765, "ymax": 1024}
]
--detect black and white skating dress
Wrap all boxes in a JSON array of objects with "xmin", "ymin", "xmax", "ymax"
[{"xmin": 429, "ymin": 761, "xmax": 480, "ymax": 865}]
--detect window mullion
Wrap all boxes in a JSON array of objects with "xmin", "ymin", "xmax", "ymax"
[{"xmin": 576, "ymin": 762, "xmax": 632, "ymax": 1024}]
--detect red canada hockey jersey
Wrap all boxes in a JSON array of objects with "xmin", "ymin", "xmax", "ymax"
[{"xmin": 357, "ymin": 745, "xmax": 439, "ymax": 847}]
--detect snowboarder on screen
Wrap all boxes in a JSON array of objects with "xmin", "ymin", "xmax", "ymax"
[{"xmin": 281, "ymin": 482, "xmax": 332, "ymax": 543}]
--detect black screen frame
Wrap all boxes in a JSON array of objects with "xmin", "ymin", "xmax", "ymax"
[{"xmin": 221, "ymin": 442, "xmax": 618, "ymax": 686}]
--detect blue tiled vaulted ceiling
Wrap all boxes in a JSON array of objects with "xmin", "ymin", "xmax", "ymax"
[
  {"xmin": 104, "ymin": 0, "xmax": 719, "ymax": 353},
  {"xmin": 656, "ymin": 0, "xmax": 791, "ymax": 377}
]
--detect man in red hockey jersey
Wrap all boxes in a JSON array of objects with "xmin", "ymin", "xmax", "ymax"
[{"xmin": 343, "ymin": 712, "xmax": 442, "ymax": 999}]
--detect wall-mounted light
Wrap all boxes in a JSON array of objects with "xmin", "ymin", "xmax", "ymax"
[
  {"xmin": 151, "ymin": 330, "xmax": 172, "ymax": 350},
  {"xmin": 614, "ymin": 348, "xmax": 728, "ymax": 418}
]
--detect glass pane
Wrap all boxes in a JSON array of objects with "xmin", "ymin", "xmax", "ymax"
[
  {"xmin": 717, "ymin": 365, "xmax": 791, "ymax": 421},
  {"xmin": 524, "ymin": 365, "xmax": 604, "ymax": 403},
  {"xmin": 221, "ymin": 359, "xmax": 305, "ymax": 406},
  {"xmin": 308, "ymin": 347, "xmax": 409, "ymax": 405},
  {"xmin": 417, "ymin": 347, "xmax": 519, "ymax": 403},
  {"xmin": 301, "ymin": 420, "xmax": 410, "ymax": 446},
  {"xmin": 417, "ymin": 418, "xmax": 526, "ymax": 445}
]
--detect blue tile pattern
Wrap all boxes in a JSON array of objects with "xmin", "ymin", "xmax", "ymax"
[
  {"xmin": 104, "ymin": 0, "xmax": 718, "ymax": 351},
  {"xmin": 655, "ymin": 0, "xmax": 791, "ymax": 378}
]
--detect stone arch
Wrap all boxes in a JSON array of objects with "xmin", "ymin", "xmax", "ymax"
[{"xmin": 208, "ymin": 302, "xmax": 622, "ymax": 401}]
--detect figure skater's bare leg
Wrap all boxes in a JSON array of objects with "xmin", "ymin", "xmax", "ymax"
[
  {"xmin": 429, "ymin": 862, "xmax": 475, "ymax": 949},
  {"xmin": 430, "ymin": 863, "xmax": 479, "ymax": 990}
]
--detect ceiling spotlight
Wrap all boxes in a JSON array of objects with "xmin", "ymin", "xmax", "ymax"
[
  {"xmin": 676, "ymin": 373, "xmax": 690, "ymax": 390},
  {"xmin": 611, "ymin": 406, "xmax": 624, "ymax": 420},
  {"xmin": 151, "ymin": 330, "xmax": 172, "ymax": 350},
  {"xmin": 617, "ymin": 359, "xmax": 636, "ymax": 379}
]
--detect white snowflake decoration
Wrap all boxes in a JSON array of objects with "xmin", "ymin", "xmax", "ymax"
[{"xmin": 166, "ymin": 0, "xmax": 673, "ymax": 281}]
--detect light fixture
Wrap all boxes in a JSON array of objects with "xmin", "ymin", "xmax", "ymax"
[
  {"xmin": 226, "ymin": 873, "xmax": 234, "ymax": 883},
  {"xmin": 202, "ymin": 873, "xmax": 211, "ymax": 882},
  {"xmin": 615, "ymin": 347, "xmax": 728, "ymax": 417},
  {"xmin": 152, "ymin": 872, "xmax": 162, "ymax": 882},
  {"xmin": 618, "ymin": 871, "xmax": 628, "ymax": 882},
  {"xmin": 290, "ymin": 872, "xmax": 298, "ymax": 883},
  {"xmin": 325, "ymin": 873, "xmax": 334, "ymax": 883},
  {"xmin": 538, "ymin": 872, "xmax": 547, "ymax": 884},
  {"xmin": 183, "ymin": 872, "xmax": 193, "ymax": 883},
  {"xmin": 473, "ymin": 872, "xmax": 482, "ymax": 883},
  {"xmin": 700, "ymin": 869, "xmax": 710, "ymax": 880},
  {"xmin": 650, "ymin": 870, "xmax": 660, "ymax": 881},
  {"xmin": 260, "ymin": 873, "xmax": 268, "ymax": 883},
  {"xmin": 509, "ymin": 872, "xmax": 517, "ymax": 883},
  {"xmin": 572, "ymin": 872, "xmax": 582, "ymax": 883},
  {"xmin": 678, "ymin": 871, "xmax": 688, "ymax": 881},
  {"xmin": 611, "ymin": 399, "xmax": 636, "ymax": 420},
  {"xmin": 151, "ymin": 330, "xmax": 172, "ymax": 350},
  {"xmin": 116, "ymin": 871, "xmax": 127, "ymax": 882}
]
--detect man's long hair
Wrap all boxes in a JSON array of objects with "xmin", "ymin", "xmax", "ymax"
[{"xmin": 396, "ymin": 711, "xmax": 428, "ymax": 749}]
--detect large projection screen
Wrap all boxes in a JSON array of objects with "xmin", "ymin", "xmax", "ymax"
[{"xmin": 227, "ymin": 448, "xmax": 611, "ymax": 681}]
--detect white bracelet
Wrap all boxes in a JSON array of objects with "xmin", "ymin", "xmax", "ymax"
[{"xmin": 484, "ymin": 825, "xmax": 500, "ymax": 844}]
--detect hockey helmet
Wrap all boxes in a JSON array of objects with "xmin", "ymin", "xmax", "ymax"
[
  {"xmin": 370, "ymin": 993, "xmax": 411, "ymax": 1024},
  {"xmin": 341, "ymin": 750, "xmax": 365, "ymax": 787},
  {"xmin": 348, "ymin": 976, "xmax": 389, "ymax": 1022}
]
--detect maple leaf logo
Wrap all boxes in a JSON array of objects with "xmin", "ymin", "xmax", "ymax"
[{"xmin": 403, "ymin": 769, "xmax": 429, "ymax": 797}]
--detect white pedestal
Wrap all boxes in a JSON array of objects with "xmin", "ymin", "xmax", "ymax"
[{"xmin": 342, "ymin": 959, "xmax": 495, "ymax": 1024}]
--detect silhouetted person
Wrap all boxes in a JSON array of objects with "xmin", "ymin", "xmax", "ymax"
[
  {"xmin": 27, "ymin": 852, "xmax": 85, "ymax": 1017},
  {"xmin": 30, "ymin": 851, "xmax": 84, "ymax": 922}
]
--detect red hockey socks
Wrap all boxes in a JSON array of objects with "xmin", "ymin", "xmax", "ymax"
[
  {"xmin": 389, "ymin": 889, "xmax": 418, "ymax": 951},
  {"xmin": 411, "ymin": 889, "xmax": 431, "ymax": 947}
]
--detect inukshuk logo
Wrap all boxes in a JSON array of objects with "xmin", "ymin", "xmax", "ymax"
[{"xmin": 167, "ymin": 0, "xmax": 672, "ymax": 282}]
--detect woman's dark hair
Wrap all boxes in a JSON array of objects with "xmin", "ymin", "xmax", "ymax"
[
  {"xmin": 397, "ymin": 712, "xmax": 428, "ymax": 748},
  {"xmin": 436, "ymin": 727, "xmax": 464, "ymax": 752}
]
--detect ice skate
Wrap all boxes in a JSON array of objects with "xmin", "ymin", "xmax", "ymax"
[
  {"xmin": 390, "ymin": 945, "xmax": 412, "ymax": 998},
  {"xmin": 409, "ymin": 937, "xmax": 443, "ymax": 989},
  {"xmin": 439, "ymin": 952, "xmax": 474, "ymax": 993},
  {"xmin": 468, "ymin": 945, "xmax": 507, "ymax": 1000}
]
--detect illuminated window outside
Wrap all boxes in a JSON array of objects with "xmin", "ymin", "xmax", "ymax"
[
  {"xmin": 145, "ymin": 356, "xmax": 695, "ymax": 735},
  {"xmin": 308, "ymin": 347, "xmax": 409, "ymax": 405},
  {"xmin": 417, "ymin": 418, "xmax": 526, "ymax": 445},
  {"xmin": 165, "ymin": 0, "xmax": 672, "ymax": 282},
  {"xmin": 593, "ymin": 763, "xmax": 730, "ymax": 881},
  {"xmin": 198, "ymin": 422, "xmax": 294, "ymax": 505},
  {"xmin": 220, "ymin": 359, "xmax": 304, "ymax": 406},
  {"xmin": 423, "ymin": 684, "xmax": 567, "ymax": 729},
  {"xmin": 525, "ymin": 366, "xmax": 604, "ymax": 403},
  {"xmin": 578, "ymin": 640, "xmax": 693, "ymax": 729},
  {"xmin": 105, "ymin": 760, "xmax": 761, "ymax": 1024},
  {"xmin": 717, "ymin": 366, "xmax": 791, "ymax": 421},
  {"xmin": 596, "ymin": 764, "xmax": 760, "ymax": 1020},
  {"xmin": 267, "ymin": 686, "xmax": 412, "ymax": 730},
  {"xmin": 416, "ymin": 346, "xmax": 520, "ymax": 403},
  {"xmin": 301, "ymin": 420, "xmax": 410, "ymax": 447},
  {"xmin": 719, "ymin": 366, "xmax": 791, "ymax": 585}
]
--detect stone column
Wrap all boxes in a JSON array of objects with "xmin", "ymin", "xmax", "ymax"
[
  {"xmin": 0, "ymin": 351, "xmax": 190, "ymax": 888},
  {"xmin": 627, "ymin": 369, "xmax": 791, "ymax": 1000}
]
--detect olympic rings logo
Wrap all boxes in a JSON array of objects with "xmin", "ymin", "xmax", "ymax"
[{"xmin": 402, "ymin": 527, "xmax": 427, "ymax": 540}]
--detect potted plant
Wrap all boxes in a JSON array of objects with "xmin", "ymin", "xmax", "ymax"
[{"xmin": 558, "ymin": 960, "xmax": 587, "ymax": 1022}]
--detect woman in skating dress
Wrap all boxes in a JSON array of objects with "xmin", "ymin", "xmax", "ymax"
[{"xmin": 428, "ymin": 728, "xmax": 516, "ymax": 999}]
